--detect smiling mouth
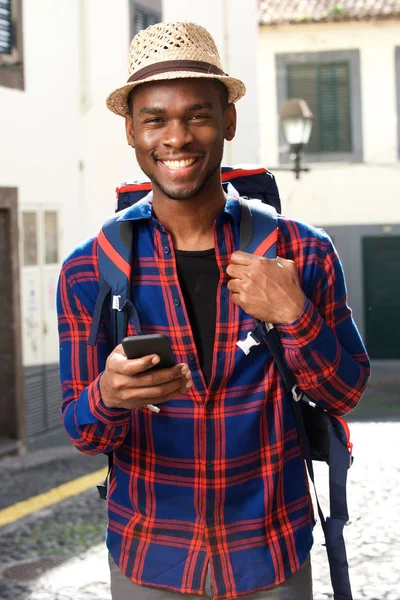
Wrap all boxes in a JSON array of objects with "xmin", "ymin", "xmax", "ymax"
[{"xmin": 159, "ymin": 158, "xmax": 200, "ymax": 171}]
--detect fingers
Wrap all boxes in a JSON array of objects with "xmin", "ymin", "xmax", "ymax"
[
  {"xmin": 120, "ymin": 375, "xmax": 190, "ymax": 403},
  {"xmin": 111, "ymin": 348, "xmax": 162, "ymax": 376},
  {"xmin": 229, "ymin": 251, "xmax": 257, "ymax": 266},
  {"xmin": 101, "ymin": 344, "xmax": 194, "ymax": 410},
  {"xmin": 128, "ymin": 363, "xmax": 190, "ymax": 387}
]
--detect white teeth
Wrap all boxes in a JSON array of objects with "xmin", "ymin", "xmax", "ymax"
[{"xmin": 162, "ymin": 158, "xmax": 197, "ymax": 170}]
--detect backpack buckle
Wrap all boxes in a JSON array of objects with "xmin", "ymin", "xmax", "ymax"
[
  {"xmin": 236, "ymin": 330, "xmax": 261, "ymax": 355},
  {"xmin": 292, "ymin": 385, "xmax": 303, "ymax": 402}
]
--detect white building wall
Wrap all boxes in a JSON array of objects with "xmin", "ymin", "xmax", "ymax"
[
  {"xmin": 258, "ymin": 20, "xmax": 400, "ymax": 225},
  {"xmin": 162, "ymin": 0, "xmax": 260, "ymax": 165},
  {"xmin": 0, "ymin": 0, "xmax": 261, "ymax": 369}
]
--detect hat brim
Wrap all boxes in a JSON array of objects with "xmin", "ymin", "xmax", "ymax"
[{"xmin": 106, "ymin": 71, "xmax": 246, "ymax": 117}]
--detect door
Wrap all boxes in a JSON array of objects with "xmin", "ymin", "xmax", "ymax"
[
  {"xmin": 363, "ymin": 236, "xmax": 400, "ymax": 359},
  {"xmin": 0, "ymin": 189, "xmax": 24, "ymax": 453},
  {"xmin": 21, "ymin": 208, "xmax": 63, "ymax": 448}
]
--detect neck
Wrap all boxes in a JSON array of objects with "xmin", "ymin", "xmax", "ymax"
[{"xmin": 152, "ymin": 186, "xmax": 226, "ymax": 251}]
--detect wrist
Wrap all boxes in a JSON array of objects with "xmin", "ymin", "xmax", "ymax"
[
  {"xmin": 280, "ymin": 295, "xmax": 307, "ymax": 325},
  {"xmin": 99, "ymin": 372, "xmax": 116, "ymax": 409}
]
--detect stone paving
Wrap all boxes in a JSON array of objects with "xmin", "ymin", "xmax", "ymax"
[{"xmin": 0, "ymin": 421, "xmax": 399, "ymax": 599}]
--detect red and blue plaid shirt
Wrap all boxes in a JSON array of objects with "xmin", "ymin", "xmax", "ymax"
[{"xmin": 57, "ymin": 197, "xmax": 369, "ymax": 598}]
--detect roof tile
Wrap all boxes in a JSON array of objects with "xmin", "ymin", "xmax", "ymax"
[{"xmin": 259, "ymin": 0, "xmax": 400, "ymax": 25}]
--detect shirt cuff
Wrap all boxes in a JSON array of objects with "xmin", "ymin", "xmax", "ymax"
[
  {"xmin": 76, "ymin": 374, "xmax": 132, "ymax": 427},
  {"xmin": 275, "ymin": 298, "xmax": 323, "ymax": 350}
]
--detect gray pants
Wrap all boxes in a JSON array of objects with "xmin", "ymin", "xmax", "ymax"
[{"xmin": 108, "ymin": 554, "xmax": 313, "ymax": 600}]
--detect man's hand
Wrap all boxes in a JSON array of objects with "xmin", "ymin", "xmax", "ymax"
[
  {"xmin": 100, "ymin": 345, "xmax": 193, "ymax": 410},
  {"xmin": 226, "ymin": 251, "xmax": 306, "ymax": 324}
]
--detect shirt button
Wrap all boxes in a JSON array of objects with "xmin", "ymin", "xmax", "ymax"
[
  {"xmin": 206, "ymin": 463, "xmax": 213, "ymax": 470},
  {"xmin": 206, "ymin": 516, "xmax": 214, "ymax": 524},
  {"xmin": 280, "ymin": 331, "xmax": 287, "ymax": 338},
  {"xmin": 164, "ymin": 245, "xmax": 170, "ymax": 254},
  {"xmin": 206, "ymin": 402, "xmax": 213, "ymax": 411},
  {"xmin": 174, "ymin": 298, "xmax": 180, "ymax": 307},
  {"xmin": 188, "ymin": 353, "xmax": 195, "ymax": 362}
]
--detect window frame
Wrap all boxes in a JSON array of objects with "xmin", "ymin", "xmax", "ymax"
[
  {"xmin": 275, "ymin": 49, "xmax": 363, "ymax": 164},
  {"xmin": 0, "ymin": 0, "xmax": 24, "ymax": 90}
]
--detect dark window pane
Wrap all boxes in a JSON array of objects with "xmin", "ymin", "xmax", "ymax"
[
  {"xmin": 134, "ymin": 5, "xmax": 160, "ymax": 35},
  {"xmin": 0, "ymin": 0, "xmax": 12, "ymax": 55}
]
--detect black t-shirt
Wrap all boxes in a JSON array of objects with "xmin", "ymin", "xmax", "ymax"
[{"xmin": 175, "ymin": 249, "xmax": 219, "ymax": 385}]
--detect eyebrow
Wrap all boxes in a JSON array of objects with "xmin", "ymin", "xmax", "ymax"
[
  {"xmin": 138, "ymin": 106, "xmax": 166, "ymax": 117},
  {"xmin": 138, "ymin": 102, "xmax": 214, "ymax": 117},
  {"xmin": 186, "ymin": 102, "xmax": 213, "ymax": 111}
]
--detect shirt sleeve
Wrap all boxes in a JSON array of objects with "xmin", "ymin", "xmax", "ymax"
[
  {"xmin": 57, "ymin": 239, "xmax": 131, "ymax": 455},
  {"xmin": 275, "ymin": 234, "xmax": 370, "ymax": 415}
]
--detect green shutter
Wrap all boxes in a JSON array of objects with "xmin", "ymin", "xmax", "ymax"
[
  {"xmin": 0, "ymin": 0, "xmax": 11, "ymax": 55},
  {"xmin": 134, "ymin": 5, "xmax": 160, "ymax": 35},
  {"xmin": 363, "ymin": 236, "xmax": 400, "ymax": 359},
  {"xmin": 287, "ymin": 62, "xmax": 352, "ymax": 153}
]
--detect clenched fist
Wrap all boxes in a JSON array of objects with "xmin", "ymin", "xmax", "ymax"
[{"xmin": 226, "ymin": 251, "xmax": 306, "ymax": 324}]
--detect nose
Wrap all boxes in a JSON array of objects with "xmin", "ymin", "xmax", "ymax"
[{"xmin": 161, "ymin": 119, "xmax": 195, "ymax": 149}]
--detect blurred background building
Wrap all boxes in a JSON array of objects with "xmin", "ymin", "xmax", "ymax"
[{"xmin": 0, "ymin": 0, "xmax": 399, "ymax": 453}]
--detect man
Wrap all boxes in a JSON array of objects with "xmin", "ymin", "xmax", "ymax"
[{"xmin": 58, "ymin": 21, "xmax": 370, "ymax": 600}]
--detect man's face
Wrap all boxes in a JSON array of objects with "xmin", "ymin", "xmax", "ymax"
[{"xmin": 125, "ymin": 78, "xmax": 236, "ymax": 201}]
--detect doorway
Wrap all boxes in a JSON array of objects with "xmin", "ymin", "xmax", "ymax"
[
  {"xmin": 363, "ymin": 235, "xmax": 400, "ymax": 359},
  {"xmin": 0, "ymin": 188, "xmax": 24, "ymax": 454}
]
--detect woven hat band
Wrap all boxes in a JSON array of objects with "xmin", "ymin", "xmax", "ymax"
[{"xmin": 127, "ymin": 60, "xmax": 227, "ymax": 83}]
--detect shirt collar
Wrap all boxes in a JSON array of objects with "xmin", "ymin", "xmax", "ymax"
[{"xmin": 117, "ymin": 190, "xmax": 241, "ymax": 229}]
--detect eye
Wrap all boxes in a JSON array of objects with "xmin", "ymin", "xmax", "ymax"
[
  {"xmin": 189, "ymin": 114, "xmax": 209, "ymax": 121},
  {"xmin": 144, "ymin": 117, "xmax": 164, "ymax": 124}
]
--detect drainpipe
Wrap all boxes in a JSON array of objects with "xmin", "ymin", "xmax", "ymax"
[{"xmin": 222, "ymin": 0, "xmax": 234, "ymax": 165}]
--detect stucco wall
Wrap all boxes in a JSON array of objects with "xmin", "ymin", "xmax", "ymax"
[
  {"xmin": 258, "ymin": 19, "xmax": 400, "ymax": 225},
  {"xmin": 162, "ymin": 0, "xmax": 260, "ymax": 166}
]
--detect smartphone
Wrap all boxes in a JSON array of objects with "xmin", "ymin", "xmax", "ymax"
[{"xmin": 122, "ymin": 334, "xmax": 176, "ymax": 369}]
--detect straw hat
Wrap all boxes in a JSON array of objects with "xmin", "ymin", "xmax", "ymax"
[{"xmin": 106, "ymin": 21, "xmax": 246, "ymax": 117}]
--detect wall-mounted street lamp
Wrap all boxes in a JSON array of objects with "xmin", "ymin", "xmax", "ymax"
[{"xmin": 279, "ymin": 98, "xmax": 313, "ymax": 179}]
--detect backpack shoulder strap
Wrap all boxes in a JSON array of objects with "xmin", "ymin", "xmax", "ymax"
[
  {"xmin": 88, "ymin": 214, "xmax": 139, "ymax": 347},
  {"xmin": 239, "ymin": 198, "xmax": 278, "ymax": 257},
  {"xmin": 238, "ymin": 197, "xmax": 353, "ymax": 600}
]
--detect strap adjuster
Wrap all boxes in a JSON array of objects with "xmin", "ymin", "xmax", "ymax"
[{"xmin": 112, "ymin": 295, "xmax": 122, "ymax": 311}]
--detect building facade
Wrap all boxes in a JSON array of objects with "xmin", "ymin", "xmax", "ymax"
[
  {"xmin": 258, "ymin": 2, "xmax": 400, "ymax": 364},
  {"xmin": 0, "ymin": 0, "xmax": 259, "ymax": 453}
]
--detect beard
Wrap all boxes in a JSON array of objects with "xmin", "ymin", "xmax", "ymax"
[{"xmin": 142, "ymin": 157, "xmax": 222, "ymax": 201}]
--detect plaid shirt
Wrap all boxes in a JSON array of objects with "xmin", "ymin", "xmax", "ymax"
[{"xmin": 58, "ymin": 197, "xmax": 369, "ymax": 598}]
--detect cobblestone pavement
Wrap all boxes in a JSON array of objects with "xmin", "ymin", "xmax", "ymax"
[{"xmin": 0, "ymin": 422, "xmax": 399, "ymax": 600}]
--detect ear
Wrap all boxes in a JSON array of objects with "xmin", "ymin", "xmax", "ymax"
[
  {"xmin": 125, "ymin": 115, "xmax": 135, "ymax": 148},
  {"xmin": 224, "ymin": 103, "xmax": 237, "ymax": 142}
]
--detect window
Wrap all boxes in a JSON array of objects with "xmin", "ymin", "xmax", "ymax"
[
  {"xmin": 0, "ymin": 0, "xmax": 12, "ymax": 54},
  {"xmin": 0, "ymin": 0, "xmax": 23, "ymax": 90},
  {"xmin": 44, "ymin": 211, "xmax": 59, "ymax": 265},
  {"xmin": 287, "ymin": 63, "xmax": 351, "ymax": 153},
  {"xmin": 276, "ymin": 50, "xmax": 363, "ymax": 163},
  {"xmin": 131, "ymin": 2, "xmax": 161, "ymax": 37},
  {"xmin": 22, "ymin": 212, "xmax": 37, "ymax": 266}
]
